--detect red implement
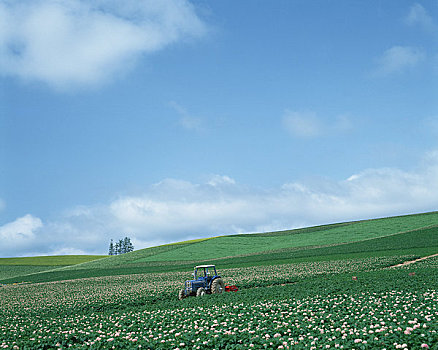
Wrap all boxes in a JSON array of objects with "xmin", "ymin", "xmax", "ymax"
[{"xmin": 225, "ymin": 285, "xmax": 238, "ymax": 292}]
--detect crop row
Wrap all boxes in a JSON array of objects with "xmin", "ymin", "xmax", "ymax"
[
  {"xmin": 0, "ymin": 266, "xmax": 56, "ymax": 281},
  {"xmin": 0, "ymin": 256, "xmax": 412, "ymax": 316},
  {"xmin": 394, "ymin": 256, "xmax": 438, "ymax": 269},
  {"xmin": 1, "ymin": 288, "xmax": 436, "ymax": 349},
  {"xmin": 1, "ymin": 257, "xmax": 436, "ymax": 349}
]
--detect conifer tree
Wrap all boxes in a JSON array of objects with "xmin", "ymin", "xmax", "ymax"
[
  {"xmin": 125, "ymin": 237, "xmax": 134, "ymax": 252},
  {"xmin": 114, "ymin": 241, "xmax": 120, "ymax": 255},
  {"xmin": 108, "ymin": 239, "xmax": 114, "ymax": 255},
  {"xmin": 123, "ymin": 237, "xmax": 129, "ymax": 253},
  {"xmin": 118, "ymin": 239, "xmax": 124, "ymax": 254},
  {"xmin": 109, "ymin": 237, "xmax": 135, "ymax": 255}
]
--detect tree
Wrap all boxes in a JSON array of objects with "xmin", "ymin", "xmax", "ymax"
[
  {"xmin": 108, "ymin": 236, "xmax": 135, "ymax": 255},
  {"xmin": 123, "ymin": 236, "xmax": 134, "ymax": 253},
  {"xmin": 118, "ymin": 239, "xmax": 124, "ymax": 254},
  {"xmin": 127, "ymin": 238, "xmax": 134, "ymax": 252},
  {"xmin": 108, "ymin": 239, "xmax": 114, "ymax": 255}
]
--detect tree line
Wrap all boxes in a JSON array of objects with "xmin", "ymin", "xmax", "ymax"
[{"xmin": 109, "ymin": 237, "xmax": 134, "ymax": 255}]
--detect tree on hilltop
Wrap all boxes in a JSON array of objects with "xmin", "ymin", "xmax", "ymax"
[
  {"xmin": 108, "ymin": 239, "xmax": 114, "ymax": 255},
  {"xmin": 108, "ymin": 236, "xmax": 134, "ymax": 255},
  {"xmin": 124, "ymin": 236, "xmax": 134, "ymax": 253}
]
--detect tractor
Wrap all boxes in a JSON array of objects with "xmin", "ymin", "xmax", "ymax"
[{"xmin": 178, "ymin": 265, "xmax": 225, "ymax": 299}]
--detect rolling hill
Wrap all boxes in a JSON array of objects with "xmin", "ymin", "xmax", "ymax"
[{"xmin": 1, "ymin": 211, "xmax": 437, "ymax": 284}]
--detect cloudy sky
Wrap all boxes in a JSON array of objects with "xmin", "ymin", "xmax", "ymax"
[{"xmin": 1, "ymin": 0, "xmax": 438, "ymax": 257}]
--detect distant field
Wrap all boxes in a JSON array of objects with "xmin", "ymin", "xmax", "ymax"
[
  {"xmin": 0, "ymin": 255, "xmax": 106, "ymax": 266},
  {"xmin": 0, "ymin": 255, "xmax": 105, "ymax": 281},
  {"xmin": 0, "ymin": 266, "xmax": 57, "ymax": 281}
]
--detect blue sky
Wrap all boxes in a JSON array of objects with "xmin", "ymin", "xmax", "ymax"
[{"xmin": 1, "ymin": 0, "xmax": 438, "ymax": 257}]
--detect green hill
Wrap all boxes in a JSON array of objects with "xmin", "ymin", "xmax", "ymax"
[
  {"xmin": 1, "ymin": 211, "xmax": 438, "ymax": 284},
  {"xmin": 54, "ymin": 211, "xmax": 438, "ymax": 270}
]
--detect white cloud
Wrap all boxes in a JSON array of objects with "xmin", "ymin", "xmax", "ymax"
[
  {"xmin": 207, "ymin": 175, "xmax": 236, "ymax": 187},
  {"xmin": 374, "ymin": 46, "xmax": 425, "ymax": 76},
  {"xmin": 179, "ymin": 116, "xmax": 204, "ymax": 131},
  {"xmin": 283, "ymin": 110, "xmax": 353, "ymax": 138},
  {"xmin": 0, "ymin": 0, "xmax": 206, "ymax": 89},
  {"xmin": 170, "ymin": 101, "xmax": 205, "ymax": 132},
  {"xmin": 405, "ymin": 3, "xmax": 436, "ymax": 31},
  {"xmin": 0, "ymin": 214, "xmax": 42, "ymax": 241},
  {"xmin": 49, "ymin": 247, "xmax": 87, "ymax": 256},
  {"xmin": 3, "ymin": 153, "xmax": 438, "ymax": 257},
  {"xmin": 283, "ymin": 111, "xmax": 322, "ymax": 138}
]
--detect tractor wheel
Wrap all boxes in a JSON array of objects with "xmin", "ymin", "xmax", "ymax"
[
  {"xmin": 196, "ymin": 287, "xmax": 206, "ymax": 297},
  {"xmin": 178, "ymin": 289, "xmax": 186, "ymax": 300},
  {"xmin": 211, "ymin": 278, "xmax": 225, "ymax": 294}
]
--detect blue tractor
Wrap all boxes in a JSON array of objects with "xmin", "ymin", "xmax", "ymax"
[{"xmin": 179, "ymin": 265, "xmax": 225, "ymax": 299}]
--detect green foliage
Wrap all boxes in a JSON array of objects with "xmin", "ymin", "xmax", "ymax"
[
  {"xmin": 213, "ymin": 225, "xmax": 438, "ymax": 266},
  {"xmin": 0, "ymin": 255, "xmax": 105, "ymax": 266},
  {"xmin": 135, "ymin": 211, "xmax": 438, "ymax": 262},
  {"xmin": 0, "ymin": 255, "xmax": 106, "ymax": 282},
  {"xmin": 0, "ymin": 265, "xmax": 56, "ymax": 280},
  {"xmin": 0, "ymin": 265, "xmax": 436, "ymax": 349}
]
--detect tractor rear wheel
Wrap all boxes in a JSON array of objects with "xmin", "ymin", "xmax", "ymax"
[
  {"xmin": 196, "ymin": 287, "xmax": 206, "ymax": 297},
  {"xmin": 178, "ymin": 289, "xmax": 186, "ymax": 300},
  {"xmin": 211, "ymin": 278, "xmax": 225, "ymax": 294}
]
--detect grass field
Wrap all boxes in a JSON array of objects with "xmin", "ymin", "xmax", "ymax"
[{"xmin": 0, "ymin": 211, "xmax": 437, "ymax": 349}]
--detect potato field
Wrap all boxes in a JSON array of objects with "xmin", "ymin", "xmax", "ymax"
[
  {"xmin": 1, "ymin": 257, "xmax": 437, "ymax": 349},
  {"xmin": 1, "ymin": 212, "xmax": 438, "ymax": 349}
]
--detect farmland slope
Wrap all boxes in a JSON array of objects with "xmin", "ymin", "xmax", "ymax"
[
  {"xmin": 2, "ymin": 211, "xmax": 437, "ymax": 284},
  {"xmin": 0, "ymin": 255, "xmax": 105, "ymax": 281}
]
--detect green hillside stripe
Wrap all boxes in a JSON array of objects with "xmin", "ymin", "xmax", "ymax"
[
  {"xmin": 199, "ymin": 225, "xmax": 438, "ymax": 266},
  {"xmin": 0, "ymin": 255, "xmax": 106, "ymax": 266},
  {"xmin": 0, "ymin": 265, "xmax": 58, "ymax": 280},
  {"xmin": 136, "ymin": 212, "xmax": 438, "ymax": 262},
  {"xmin": 51, "ymin": 210, "xmax": 438, "ymax": 270},
  {"xmin": 2, "ymin": 224, "xmax": 436, "ymax": 284},
  {"xmin": 2, "ymin": 211, "xmax": 437, "ymax": 284}
]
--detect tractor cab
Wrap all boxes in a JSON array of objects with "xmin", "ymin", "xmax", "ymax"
[
  {"xmin": 179, "ymin": 264, "xmax": 225, "ymax": 299},
  {"xmin": 194, "ymin": 265, "xmax": 217, "ymax": 283}
]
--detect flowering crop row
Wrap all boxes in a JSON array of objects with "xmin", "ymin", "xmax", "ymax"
[
  {"xmin": 0, "ymin": 256, "xmax": 411, "ymax": 316},
  {"xmin": 394, "ymin": 256, "xmax": 438, "ymax": 269},
  {"xmin": 0, "ymin": 288, "xmax": 436, "ymax": 349},
  {"xmin": 0, "ymin": 256, "xmax": 437, "ymax": 349}
]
